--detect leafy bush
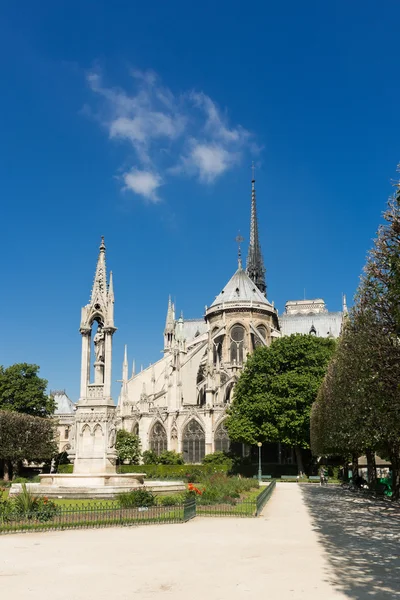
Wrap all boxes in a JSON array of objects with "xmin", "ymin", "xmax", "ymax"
[
  {"xmin": 142, "ymin": 450, "xmax": 159, "ymax": 465},
  {"xmin": 196, "ymin": 473, "xmax": 259, "ymax": 505},
  {"xmin": 142, "ymin": 450, "xmax": 184, "ymax": 465},
  {"xmin": 57, "ymin": 464, "xmax": 73, "ymax": 474},
  {"xmin": 203, "ymin": 451, "xmax": 233, "ymax": 468},
  {"xmin": 157, "ymin": 494, "xmax": 185, "ymax": 506},
  {"xmin": 158, "ymin": 451, "xmax": 184, "ymax": 465},
  {"xmin": 116, "ymin": 430, "xmax": 141, "ymax": 464},
  {"xmin": 117, "ymin": 489, "xmax": 156, "ymax": 508},
  {"xmin": 0, "ymin": 499, "xmax": 14, "ymax": 522},
  {"xmin": 3, "ymin": 484, "xmax": 60, "ymax": 522}
]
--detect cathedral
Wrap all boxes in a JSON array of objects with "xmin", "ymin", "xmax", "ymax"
[
  {"xmin": 61, "ymin": 176, "xmax": 345, "ymax": 465},
  {"xmin": 115, "ymin": 176, "xmax": 345, "ymax": 463}
]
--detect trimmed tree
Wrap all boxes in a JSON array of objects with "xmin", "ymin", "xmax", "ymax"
[
  {"xmin": 226, "ymin": 334, "xmax": 336, "ymax": 473},
  {"xmin": 0, "ymin": 410, "xmax": 57, "ymax": 480}
]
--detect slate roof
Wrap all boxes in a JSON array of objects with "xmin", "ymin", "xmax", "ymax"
[
  {"xmin": 210, "ymin": 266, "xmax": 272, "ymax": 308},
  {"xmin": 53, "ymin": 392, "xmax": 75, "ymax": 415}
]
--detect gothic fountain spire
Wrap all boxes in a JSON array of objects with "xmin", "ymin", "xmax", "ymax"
[
  {"xmin": 91, "ymin": 236, "xmax": 108, "ymax": 303},
  {"xmin": 246, "ymin": 164, "xmax": 266, "ymax": 295}
]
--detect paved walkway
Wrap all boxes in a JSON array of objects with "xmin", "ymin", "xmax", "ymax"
[{"xmin": 1, "ymin": 484, "xmax": 391, "ymax": 600}]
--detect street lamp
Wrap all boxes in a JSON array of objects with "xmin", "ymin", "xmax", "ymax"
[{"xmin": 257, "ymin": 442, "xmax": 262, "ymax": 483}]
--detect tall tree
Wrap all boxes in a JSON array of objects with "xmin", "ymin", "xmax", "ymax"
[
  {"xmin": 0, "ymin": 363, "xmax": 54, "ymax": 417},
  {"xmin": 311, "ymin": 173, "xmax": 400, "ymax": 497},
  {"xmin": 226, "ymin": 334, "xmax": 335, "ymax": 472},
  {"xmin": 0, "ymin": 411, "xmax": 57, "ymax": 480}
]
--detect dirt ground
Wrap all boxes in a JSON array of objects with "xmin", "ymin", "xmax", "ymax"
[{"xmin": 0, "ymin": 484, "xmax": 374, "ymax": 600}]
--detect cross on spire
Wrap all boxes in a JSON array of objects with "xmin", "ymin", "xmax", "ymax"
[{"xmin": 235, "ymin": 233, "xmax": 244, "ymax": 269}]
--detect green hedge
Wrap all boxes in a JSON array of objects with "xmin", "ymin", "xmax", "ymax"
[
  {"xmin": 233, "ymin": 463, "xmax": 299, "ymax": 478},
  {"xmin": 117, "ymin": 464, "xmax": 230, "ymax": 480},
  {"xmin": 57, "ymin": 464, "xmax": 73, "ymax": 474},
  {"xmin": 56, "ymin": 463, "xmax": 230, "ymax": 479}
]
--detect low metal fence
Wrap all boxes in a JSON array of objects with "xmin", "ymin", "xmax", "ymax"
[
  {"xmin": 0, "ymin": 481, "xmax": 276, "ymax": 534},
  {"xmin": 0, "ymin": 501, "xmax": 190, "ymax": 535}
]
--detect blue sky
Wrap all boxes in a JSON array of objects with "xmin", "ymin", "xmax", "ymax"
[{"xmin": 1, "ymin": 1, "xmax": 400, "ymax": 401}]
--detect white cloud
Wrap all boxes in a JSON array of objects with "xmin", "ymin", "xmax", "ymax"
[
  {"xmin": 183, "ymin": 142, "xmax": 239, "ymax": 183},
  {"xmin": 123, "ymin": 169, "xmax": 162, "ymax": 203},
  {"xmin": 86, "ymin": 68, "xmax": 257, "ymax": 201}
]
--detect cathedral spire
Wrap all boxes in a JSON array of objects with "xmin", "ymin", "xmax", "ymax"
[
  {"xmin": 122, "ymin": 344, "xmax": 128, "ymax": 382},
  {"xmin": 91, "ymin": 236, "xmax": 107, "ymax": 303},
  {"xmin": 164, "ymin": 295, "xmax": 175, "ymax": 353},
  {"xmin": 246, "ymin": 166, "xmax": 266, "ymax": 295}
]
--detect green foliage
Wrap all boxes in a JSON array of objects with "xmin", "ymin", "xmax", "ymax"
[
  {"xmin": 0, "ymin": 363, "xmax": 54, "ymax": 416},
  {"xmin": 310, "ymin": 174, "xmax": 400, "ymax": 498},
  {"xmin": 157, "ymin": 451, "xmax": 184, "ymax": 465},
  {"xmin": 142, "ymin": 450, "xmax": 184, "ymax": 465},
  {"xmin": 117, "ymin": 463, "xmax": 230, "ymax": 480},
  {"xmin": 142, "ymin": 450, "xmax": 159, "ymax": 464},
  {"xmin": 156, "ymin": 494, "xmax": 185, "ymax": 506},
  {"xmin": 227, "ymin": 335, "xmax": 335, "ymax": 449},
  {"xmin": 57, "ymin": 464, "xmax": 73, "ymax": 474},
  {"xmin": 115, "ymin": 430, "xmax": 141, "ymax": 464},
  {"xmin": 1, "ymin": 484, "xmax": 60, "ymax": 522},
  {"xmin": 196, "ymin": 473, "xmax": 259, "ymax": 505},
  {"xmin": 202, "ymin": 451, "xmax": 233, "ymax": 468},
  {"xmin": 117, "ymin": 489, "xmax": 156, "ymax": 508},
  {"xmin": 0, "ymin": 410, "xmax": 57, "ymax": 463}
]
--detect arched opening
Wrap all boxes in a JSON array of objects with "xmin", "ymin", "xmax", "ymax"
[
  {"xmin": 132, "ymin": 421, "xmax": 139, "ymax": 436},
  {"xmin": 182, "ymin": 419, "xmax": 205, "ymax": 463},
  {"xmin": 93, "ymin": 424, "xmax": 103, "ymax": 457},
  {"xmin": 92, "ymin": 319, "xmax": 105, "ymax": 384},
  {"xmin": 149, "ymin": 422, "xmax": 168, "ymax": 456},
  {"xmin": 213, "ymin": 336, "xmax": 223, "ymax": 366},
  {"xmin": 252, "ymin": 324, "xmax": 268, "ymax": 350},
  {"xmin": 214, "ymin": 421, "xmax": 230, "ymax": 453},
  {"xmin": 81, "ymin": 424, "xmax": 92, "ymax": 455},
  {"xmin": 230, "ymin": 324, "xmax": 245, "ymax": 364}
]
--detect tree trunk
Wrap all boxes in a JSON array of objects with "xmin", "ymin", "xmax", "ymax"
[
  {"xmin": 352, "ymin": 455, "xmax": 359, "ymax": 480},
  {"xmin": 390, "ymin": 452, "xmax": 400, "ymax": 501},
  {"xmin": 366, "ymin": 448, "xmax": 377, "ymax": 486},
  {"xmin": 294, "ymin": 446, "xmax": 304, "ymax": 475}
]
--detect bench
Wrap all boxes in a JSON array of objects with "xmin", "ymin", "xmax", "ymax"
[
  {"xmin": 280, "ymin": 475, "xmax": 299, "ymax": 481},
  {"xmin": 252, "ymin": 475, "xmax": 272, "ymax": 481},
  {"xmin": 308, "ymin": 476, "xmax": 322, "ymax": 482}
]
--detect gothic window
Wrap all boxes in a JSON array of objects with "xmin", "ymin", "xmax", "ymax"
[
  {"xmin": 213, "ymin": 336, "xmax": 223, "ymax": 365},
  {"xmin": 309, "ymin": 325, "xmax": 317, "ymax": 336},
  {"xmin": 257, "ymin": 325, "xmax": 267, "ymax": 339},
  {"xmin": 149, "ymin": 422, "xmax": 167, "ymax": 455},
  {"xmin": 215, "ymin": 421, "xmax": 230, "ymax": 453},
  {"xmin": 132, "ymin": 422, "xmax": 139, "ymax": 436},
  {"xmin": 252, "ymin": 324, "xmax": 268, "ymax": 350},
  {"xmin": 64, "ymin": 428, "xmax": 69, "ymax": 440},
  {"xmin": 182, "ymin": 420, "xmax": 205, "ymax": 463},
  {"xmin": 230, "ymin": 324, "xmax": 245, "ymax": 364}
]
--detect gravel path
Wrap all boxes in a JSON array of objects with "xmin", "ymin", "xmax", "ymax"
[{"xmin": 2, "ymin": 483, "xmax": 392, "ymax": 599}]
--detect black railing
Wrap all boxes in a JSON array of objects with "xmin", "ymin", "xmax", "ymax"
[{"xmin": 0, "ymin": 482, "xmax": 276, "ymax": 534}]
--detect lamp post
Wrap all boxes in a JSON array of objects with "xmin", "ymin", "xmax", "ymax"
[{"xmin": 257, "ymin": 442, "xmax": 262, "ymax": 483}]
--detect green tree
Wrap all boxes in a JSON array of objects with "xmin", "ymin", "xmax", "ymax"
[
  {"xmin": 226, "ymin": 334, "xmax": 336, "ymax": 473},
  {"xmin": 0, "ymin": 363, "xmax": 54, "ymax": 417},
  {"xmin": 0, "ymin": 410, "xmax": 57, "ymax": 480},
  {"xmin": 312, "ymin": 175, "xmax": 400, "ymax": 496},
  {"xmin": 115, "ymin": 430, "xmax": 141, "ymax": 464}
]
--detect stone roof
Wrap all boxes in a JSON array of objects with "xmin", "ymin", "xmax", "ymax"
[
  {"xmin": 179, "ymin": 319, "xmax": 207, "ymax": 343},
  {"xmin": 210, "ymin": 267, "xmax": 272, "ymax": 309},
  {"xmin": 279, "ymin": 311, "xmax": 343, "ymax": 338},
  {"xmin": 53, "ymin": 392, "xmax": 75, "ymax": 415}
]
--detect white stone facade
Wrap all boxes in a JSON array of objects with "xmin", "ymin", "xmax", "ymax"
[{"xmin": 66, "ymin": 179, "xmax": 345, "ymax": 466}]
